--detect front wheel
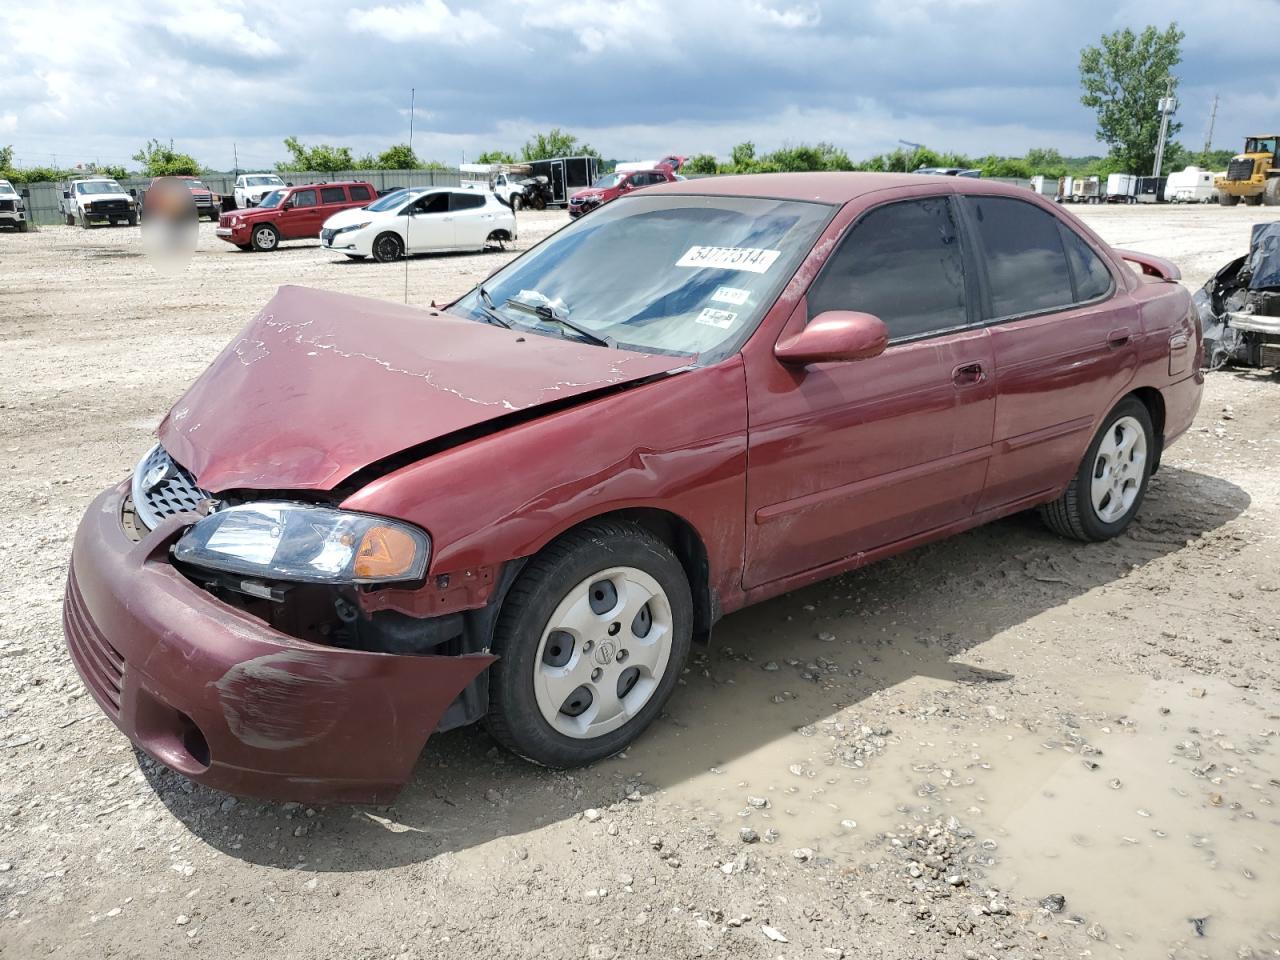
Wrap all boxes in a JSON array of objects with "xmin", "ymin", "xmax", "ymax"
[
  {"xmin": 1243, "ymin": 193, "xmax": 1264, "ymax": 207},
  {"xmin": 371, "ymin": 231, "xmax": 404, "ymax": 263},
  {"xmin": 485, "ymin": 521, "xmax": 693, "ymax": 767},
  {"xmin": 250, "ymin": 224, "xmax": 279, "ymax": 251},
  {"xmin": 1219, "ymin": 192, "xmax": 1240, "ymax": 207},
  {"xmin": 1040, "ymin": 398, "xmax": 1154, "ymax": 541}
]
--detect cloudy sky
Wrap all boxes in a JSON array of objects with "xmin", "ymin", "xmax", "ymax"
[{"xmin": 3, "ymin": 0, "xmax": 1278, "ymax": 172}]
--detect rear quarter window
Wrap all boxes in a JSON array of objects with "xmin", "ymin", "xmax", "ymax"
[
  {"xmin": 350, "ymin": 185, "xmax": 372, "ymax": 202},
  {"xmin": 1060, "ymin": 226, "xmax": 1115, "ymax": 302},
  {"xmin": 320, "ymin": 186, "xmax": 347, "ymax": 204}
]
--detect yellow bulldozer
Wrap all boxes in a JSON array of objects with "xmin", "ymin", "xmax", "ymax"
[{"xmin": 1215, "ymin": 134, "xmax": 1280, "ymax": 206}]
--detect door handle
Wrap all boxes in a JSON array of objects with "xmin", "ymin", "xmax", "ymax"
[
  {"xmin": 1107, "ymin": 327, "xmax": 1132, "ymax": 348},
  {"xmin": 952, "ymin": 362, "xmax": 986, "ymax": 386}
]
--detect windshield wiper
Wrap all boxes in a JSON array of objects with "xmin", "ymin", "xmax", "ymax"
[
  {"xmin": 475, "ymin": 285, "xmax": 511, "ymax": 329},
  {"xmin": 504, "ymin": 296, "xmax": 613, "ymax": 348}
]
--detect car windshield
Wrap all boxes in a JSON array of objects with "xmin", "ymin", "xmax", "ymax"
[
  {"xmin": 255, "ymin": 190, "xmax": 285, "ymax": 208},
  {"xmin": 451, "ymin": 194, "xmax": 834, "ymax": 362},
  {"xmin": 0, "ymin": 180, "xmax": 15, "ymax": 196},
  {"xmin": 76, "ymin": 181, "xmax": 124, "ymax": 195},
  {"xmin": 246, "ymin": 176, "xmax": 282, "ymax": 187},
  {"xmin": 591, "ymin": 173, "xmax": 625, "ymax": 189},
  {"xmin": 366, "ymin": 188, "xmax": 425, "ymax": 213}
]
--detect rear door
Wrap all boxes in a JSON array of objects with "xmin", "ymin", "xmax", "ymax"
[
  {"xmin": 448, "ymin": 191, "xmax": 490, "ymax": 247},
  {"xmin": 319, "ymin": 185, "xmax": 351, "ymax": 224},
  {"xmin": 744, "ymin": 193, "xmax": 996, "ymax": 588},
  {"xmin": 957, "ymin": 194, "xmax": 1139, "ymax": 511},
  {"xmin": 281, "ymin": 187, "xmax": 321, "ymax": 239}
]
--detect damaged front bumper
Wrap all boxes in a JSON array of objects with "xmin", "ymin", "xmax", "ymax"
[{"xmin": 64, "ymin": 482, "xmax": 494, "ymax": 804}]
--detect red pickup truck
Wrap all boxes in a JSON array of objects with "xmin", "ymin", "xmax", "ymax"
[
  {"xmin": 216, "ymin": 180, "xmax": 376, "ymax": 251},
  {"xmin": 567, "ymin": 168, "xmax": 678, "ymax": 218}
]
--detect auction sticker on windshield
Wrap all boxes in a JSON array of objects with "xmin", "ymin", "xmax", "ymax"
[
  {"xmin": 695, "ymin": 308, "xmax": 738, "ymax": 329},
  {"xmin": 710, "ymin": 286, "xmax": 750, "ymax": 306},
  {"xmin": 677, "ymin": 246, "xmax": 781, "ymax": 274}
]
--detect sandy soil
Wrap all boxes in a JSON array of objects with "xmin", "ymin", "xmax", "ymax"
[{"xmin": 1, "ymin": 203, "xmax": 1279, "ymax": 960}]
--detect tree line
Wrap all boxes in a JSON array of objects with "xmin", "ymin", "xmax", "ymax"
[{"xmin": 0, "ymin": 24, "xmax": 1238, "ymax": 186}]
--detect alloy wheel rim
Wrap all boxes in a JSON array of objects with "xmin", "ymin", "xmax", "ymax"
[
  {"xmin": 377, "ymin": 236, "xmax": 399, "ymax": 260},
  {"xmin": 1090, "ymin": 415, "xmax": 1146, "ymax": 523},
  {"xmin": 533, "ymin": 566, "xmax": 673, "ymax": 739},
  {"xmin": 256, "ymin": 227, "xmax": 275, "ymax": 249}
]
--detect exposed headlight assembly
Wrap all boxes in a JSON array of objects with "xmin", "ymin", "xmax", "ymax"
[{"xmin": 174, "ymin": 502, "xmax": 430, "ymax": 585}]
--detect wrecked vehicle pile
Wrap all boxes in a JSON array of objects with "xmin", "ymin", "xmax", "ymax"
[{"xmin": 1197, "ymin": 222, "xmax": 1280, "ymax": 369}]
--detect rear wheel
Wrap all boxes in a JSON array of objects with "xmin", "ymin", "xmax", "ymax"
[
  {"xmin": 250, "ymin": 224, "xmax": 279, "ymax": 251},
  {"xmin": 1219, "ymin": 192, "xmax": 1240, "ymax": 207},
  {"xmin": 1243, "ymin": 193, "xmax": 1264, "ymax": 207},
  {"xmin": 371, "ymin": 231, "xmax": 404, "ymax": 263},
  {"xmin": 1040, "ymin": 397, "xmax": 1154, "ymax": 541},
  {"xmin": 1264, "ymin": 177, "xmax": 1280, "ymax": 207},
  {"xmin": 345, "ymin": 254, "xmax": 367, "ymax": 260},
  {"xmin": 485, "ymin": 521, "xmax": 693, "ymax": 767}
]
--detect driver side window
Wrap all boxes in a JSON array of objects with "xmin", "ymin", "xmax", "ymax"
[{"xmin": 412, "ymin": 193, "xmax": 450, "ymax": 215}]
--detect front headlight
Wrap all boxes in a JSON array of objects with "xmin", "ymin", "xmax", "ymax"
[
  {"xmin": 174, "ymin": 502, "xmax": 430, "ymax": 584},
  {"xmin": 334, "ymin": 221, "xmax": 371, "ymax": 235}
]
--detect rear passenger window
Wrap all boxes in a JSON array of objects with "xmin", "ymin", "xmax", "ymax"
[
  {"xmin": 449, "ymin": 192, "xmax": 485, "ymax": 211},
  {"xmin": 320, "ymin": 186, "xmax": 347, "ymax": 204},
  {"xmin": 349, "ymin": 185, "xmax": 372, "ymax": 202},
  {"xmin": 807, "ymin": 196, "xmax": 968, "ymax": 340},
  {"xmin": 1060, "ymin": 226, "xmax": 1114, "ymax": 301},
  {"xmin": 291, "ymin": 189, "xmax": 317, "ymax": 208},
  {"xmin": 962, "ymin": 196, "xmax": 1073, "ymax": 317}
]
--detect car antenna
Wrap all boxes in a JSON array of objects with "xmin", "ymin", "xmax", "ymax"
[{"xmin": 405, "ymin": 86, "xmax": 415, "ymax": 305}]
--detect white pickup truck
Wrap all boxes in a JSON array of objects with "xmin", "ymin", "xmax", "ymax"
[
  {"xmin": 59, "ymin": 178, "xmax": 138, "ymax": 227},
  {"xmin": 0, "ymin": 179, "xmax": 28, "ymax": 232},
  {"xmin": 233, "ymin": 173, "xmax": 286, "ymax": 209}
]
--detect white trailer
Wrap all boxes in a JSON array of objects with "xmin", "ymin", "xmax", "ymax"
[
  {"xmin": 1057, "ymin": 175, "xmax": 1074, "ymax": 202},
  {"xmin": 1104, "ymin": 173, "xmax": 1138, "ymax": 203},
  {"xmin": 1164, "ymin": 166, "xmax": 1219, "ymax": 203},
  {"xmin": 1029, "ymin": 175, "xmax": 1056, "ymax": 198}
]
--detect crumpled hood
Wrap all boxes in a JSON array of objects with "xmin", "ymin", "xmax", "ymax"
[{"xmin": 158, "ymin": 285, "xmax": 687, "ymax": 493}]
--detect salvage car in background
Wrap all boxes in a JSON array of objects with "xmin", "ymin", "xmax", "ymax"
[
  {"xmin": 216, "ymin": 180, "xmax": 376, "ymax": 251},
  {"xmin": 1198, "ymin": 222, "xmax": 1280, "ymax": 368},
  {"xmin": 321, "ymin": 186, "xmax": 516, "ymax": 261},
  {"xmin": 0, "ymin": 178, "xmax": 28, "ymax": 232},
  {"xmin": 58, "ymin": 177, "xmax": 138, "ymax": 228},
  {"xmin": 568, "ymin": 167, "xmax": 678, "ymax": 219},
  {"xmin": 170, "ymin": 176, "xmax": 222, "ymax": 221},
  {"xmin": 64, "ymin": 173, "xmax": 1201, "ymax": 803},
  {"xmin": 233, "ymin": 173, "xmax": 287, "ymax": 209}
]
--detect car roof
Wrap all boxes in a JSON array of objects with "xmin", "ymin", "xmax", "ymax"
[{"xmin": 644, "ymin": 171, "xmax": 1026, "ymax": 204}]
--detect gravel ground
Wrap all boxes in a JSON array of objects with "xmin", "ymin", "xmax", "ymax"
[{"xmin": 2, "ymin": 203, "xmax": 1279, "ymax": 960}]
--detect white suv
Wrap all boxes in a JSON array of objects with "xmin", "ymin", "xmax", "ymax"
[
  {"xmin": 320, "ymin": 187, "xmax": 516, "ymax": 262},
  {"xmin": 233, "ymin": 173, "xmax": 286, "ymax": 209},
  {"xmin": 0, "ymin": 179, "xmax": 28, "ymax": 232},
  {"xmin": 59, "ymin": 178, "xmax": 138, "ymax": 228}
]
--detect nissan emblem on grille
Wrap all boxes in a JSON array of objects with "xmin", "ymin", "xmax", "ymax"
[{"xmin": 130, "ymin": 444, "xmax": 213, "ymax": 531}]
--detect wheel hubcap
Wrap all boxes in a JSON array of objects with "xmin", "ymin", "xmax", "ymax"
[
  {"xmin": 378, "ymin": 237, "xmax": 398, "ymax": 259},
  {"xmin": 256, "ymin": 228, "xmax": 275, "ymax": 248},
  {"xmin": 533, "ymin": 566, "xmax": 673, "ymax": 739},
  {"xmin": 1090, "ymin": 415, "xmax": 1146, "ymax": 523}
]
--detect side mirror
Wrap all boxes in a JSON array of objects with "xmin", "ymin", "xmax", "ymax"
[
  {"xmin": 281, "ymin": 200, "xmax": 293, "ymax": 210},
  {"xmin": 129, "ymin": 189, "xmax": 137, "ymax": 198},
  {"xmin": 775, "ymin": 311, "xmax": 888, "ymax": 366},
  {"xmin": 63, "ymin": 190, "xmax": 71, "ymax": 199}
]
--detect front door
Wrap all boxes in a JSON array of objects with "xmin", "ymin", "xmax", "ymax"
[
  {"xmin": 956, "ymin": 194, "xmax": 1140, "ymax": 511},
  {"xmin": 550, "ymin": 161, "xmax": 566, "ymax": 204},
  {"xmin": 744, "ymin": 194, "xmax": 996, "ymax": 588},
  {"xmin": 405, "ymin": 191, "xmax": 453, "ymax": 251},
  {"xmin": 280, "ymin": 187, "xmax": 321, "ymax": 239}
]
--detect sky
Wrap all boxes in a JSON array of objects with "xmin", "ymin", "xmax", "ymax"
[{"xmin": 3, "ymin": 0, "xmax": 1278, "ymax": 173}]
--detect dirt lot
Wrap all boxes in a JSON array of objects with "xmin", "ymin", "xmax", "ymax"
[{"xmin": 2, "ymin": 203, "xmax": 1279, "ymax": 960}]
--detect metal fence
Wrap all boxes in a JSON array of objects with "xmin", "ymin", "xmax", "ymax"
[{"xmin": 16, "ymin": 168, "xmax": 464, "ymax": 226}]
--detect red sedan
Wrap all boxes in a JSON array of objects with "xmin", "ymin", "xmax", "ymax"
[{"xmin": 64, "ymin": 173, "xmax": 1202, "ymax": 803}]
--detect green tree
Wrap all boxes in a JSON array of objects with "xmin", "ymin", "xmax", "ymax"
[
  {"xmin": 132, "ymin": 139, "xmax": 201, "ymax": 176},
  {"xmin": 96, "ymin": 164, "xmax": 130, "ymax": 180},
  {"xmin": 277, "ymin": 136, "xmax": 354, "ymax": 173},
  {"xmin": 730, "ymin": 141, "xmax": 756, "ymax": 170},
  {"xmin": 373, "ymin": 143, "xmax": 419, "ymax": 169},
  {"xmin": 685, "ymin": 153, "xmax": 718, "ymax": 175},
  {"xmin": 1079, "ymin": 23, "xmax": 1185, "ymax": 175},
  {"xmin": 521, "ymin": 129, "xmax": 600, "ymax": 161},
  {"xmin": 476, "ymin": 150, "xmax": 516, "ymax": 164},
  {"xmin": 0, "ymin": 145, "xmax": 12, "ymax": 170}
]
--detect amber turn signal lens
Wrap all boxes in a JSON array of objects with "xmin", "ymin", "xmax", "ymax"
[{"xmin": 353, "ymin": 525, "xmax": 420, "ymax": 580}]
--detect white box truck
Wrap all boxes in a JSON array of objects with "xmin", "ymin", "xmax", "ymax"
[{"xmin": 1104, "ymin": 173, "xmax": 1138, "ymax": 203}]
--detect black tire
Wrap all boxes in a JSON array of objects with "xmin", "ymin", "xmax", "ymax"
[
  {"xmin": 1219, "ymin": 192, "xmax": 1240, "ymax": 207},
  {"xmin": 250, "ymin": 223, "xmax": 279, "ymax": 252},
  {"xmin": 65, "ymin": 213, "xmax": 75, "ymax": 226},
  {"xmin": 512, "ymin": 195, "xmax": 523, "ymax": 211},
  {"xmin": 235, "ymin": 243, "xmax": 253, "ymax": 251},
  {"xmin": 1040, "ymin": 397, "xmax": 1154, "ymax": 542},
  {"xmin": 1243, "ymin": 193, "xmax": 1264, "ymax": 207},
  {"xmin": 17, "ymin": 220, "xmax": 29, "ymax": 233},
  {"xmin": 345, "ymin": 254, "xmax": 367, "ymax": 260},
  {"xmin": 485, "ymin": 520, "xmax": 694, "ymax": 767},
  {"xmin": 80, "ymin": 213, "xmax": 91, "ymax": 229},
  {"xmin": 127, "ymin": 213, "xmax": 138, "ymax": 226},
  {"xmin": 371, "ymin": 231, "xmax": 404, "ymax": 263},
  {"xmin": 1264, "ymin": 177, "xmax": 1280, "ymax": 207}
]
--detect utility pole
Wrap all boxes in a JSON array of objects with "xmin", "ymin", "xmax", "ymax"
[
  {"xmin": 1202, "ymin": 95, "xmax": 1219, "ymax": 157},
  {"xmin": 1153, "ymin": 76, "xmax": 1177, "ymax": 178},
  {"xmin": 233, "ymin": 142, "xmax": 239, "ymax": 177}
]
